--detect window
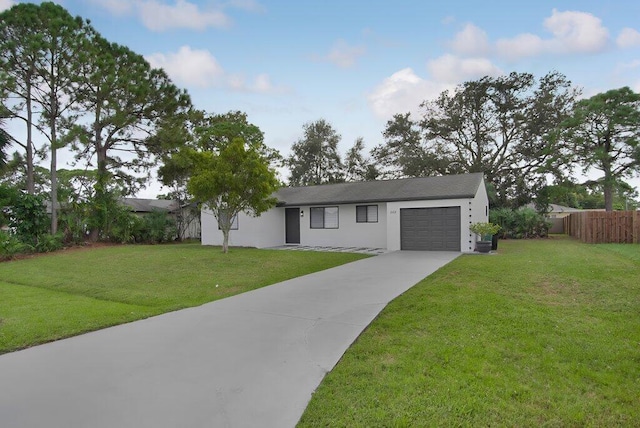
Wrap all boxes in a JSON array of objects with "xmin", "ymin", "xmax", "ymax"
[
  {"xmin": 310, "ymin": 206, "xmax": 339, "ymax": 229},
  {"xmin": 217, "ymin": 212, "xmax": 239, "ymax": 230},
  {"xmin": 356, "ymin": 205, "xmax": 378, "ymax": 223}
]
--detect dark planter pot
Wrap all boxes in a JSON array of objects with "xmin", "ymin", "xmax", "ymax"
[
  {"xmin": 475, "ymin": 240, "xmax": 492, "ymax": 253},
  {"xmin": 492, "ymin": 234, "xmax": 499, "ymax": 251}
]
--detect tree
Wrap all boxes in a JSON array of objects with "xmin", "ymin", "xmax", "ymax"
[
  {"xmin": 562, "ymin": 87, "xmax": 640, "ymax": 211},
  {"xmin": 0, "ymin": 2, "xmax": 90, "ymax": 233},
  {"xmin": 421, "ymin": 71, "xmax": 578, "ymax": 207},
  {"xmin": 187, "ymin": 137, "xmax": 279, "ymax": 253},
  {"xmin": 0, "ymin": 118, "xmax": 11, "ymax": 169},
  {"xmin": 343, "ymin": 137, "xmax": 378, "ymax": 181},
  {"xmin": 372, "ymin": 112, "xmax": 453, "ymax": 179},
  {"xmin": 287, "ymin": 119, "xmax": 343, "ymax": 186},
  {"xmin": 64, "ymin": 31, "xmax": 191, "ymax": 240},
  {"xmin": 70, "ymin": 32, "xmax": 191, "ymax": 189},
  {"xmin": 0, "ymin": 2, "xmax": 42, "ymax": 194},
  {"xmin": 373, "ymin": 72, "xmax": 579, "ymax": 207}
]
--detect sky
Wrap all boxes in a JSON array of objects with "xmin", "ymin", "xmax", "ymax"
[{"xmin": 2, "ymin": 0, "xmax": 640, "ymax": 197}]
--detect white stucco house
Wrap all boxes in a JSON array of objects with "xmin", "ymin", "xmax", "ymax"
[{"xmin": 201, "ymin": 173, "xmax": 489, "ymax": 252}]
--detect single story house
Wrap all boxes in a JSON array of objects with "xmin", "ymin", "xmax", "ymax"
[
  {"xmin": 202, "ymin": 173, "xmax": 488, "ymax": 252},
  {"xmin": 122, "ymin": 198, "xmax": 201, "ymax": 240}
]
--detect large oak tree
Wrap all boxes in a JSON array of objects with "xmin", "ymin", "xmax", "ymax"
[{"xmin": 373, "ymin": 71, "xmax": 579, "ymax": 207}]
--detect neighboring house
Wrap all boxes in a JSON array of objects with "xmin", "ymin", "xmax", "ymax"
[
  {"xmin": 537, "ymin": 204, "xmax": 606, "ymax": 234},
  {"xmin": 543, "ymin": 203, "xmax": 584, "ymax": 219},
  {"xmin": 201, "ymin": 173, "xmax": 489, "ymax": 252},
  {"xmin": 122, "ymin": 198, "xmax": 201, "ymax": 240}
]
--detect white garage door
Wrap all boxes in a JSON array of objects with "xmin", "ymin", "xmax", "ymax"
[{"xmin": 400, "ymin": 207, "xmax": 461, "ymax": 251}]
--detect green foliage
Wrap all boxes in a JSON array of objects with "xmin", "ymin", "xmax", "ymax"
[
  {"xmin": 469, "ymin": 222, "xmax": 501, "ymax": 240},
  {"xmin": 537, "ymin": 180, "xmax": 639, "ymax": 211},
  {"xmin": 0, "ymin": 230, "xmax": 33, "ymax": 260},
  {"xmin": 188, "ymin": 134, "xmax": 280, "ymax": 253},
  {"xmin": 372, "ymin": 112, "xmax": 448, "ymax": 179},
  {"xmin": 34, "ymin": 233, "xmax": 64, "ymax": 253},
  {"xmin": 0, "ymin": 187, "xmax": 62, "ymax": 257},
  {"xmin": 490, "ymin": 207, "xmax": 550, "ymax": 239},
  {"xmin": 373, "ymin": 72, "xmax": 579, "ymax": 207},
  {"xmin": 133, "ymin": 210, "xmax": 177, "ymax": 244},
  {"xmin": 562, "ymin": 87, "xmax": 640, "ymax": 211},
  {"xmin": 9, "ymin": 192, "xmax": 49, "ymax": 245},
  {"xmin": 287, "ymin": 119, "xmax": 344, "ymax": 185},
  {"xmin": 343, "ymin": 137, "xmax": 378, "ymax": 181},
  {"xmin": 0, "ymin": 118, "xmax": 11, "ymax": 169}
]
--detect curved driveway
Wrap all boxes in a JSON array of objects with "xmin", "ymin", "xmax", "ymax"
[{"xmin": 0, "ymin": 250, "xmax": 459, "ymax": 428}]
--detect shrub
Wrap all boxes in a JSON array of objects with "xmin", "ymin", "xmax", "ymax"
[
  {"xmin": 134, "ymin": 210, "xmax": 177, "ymax": 244},
  {"xmin": 35, "ymin": 233, "xmax": 64, "ymax": 253},
  {"xmin": 469, "ymin": 222, "xmax": 501, "ymax": 240},
  {"xmin": 9, "ymin": 192, "xmax": 49, "ymax": 245},
  {"xmin": 0, "ymin": 230, "xmax": 33, "ymax": 260},
  {"xmin": 490, "ymin": 207, "xmax": 550, "ymax": 239}
]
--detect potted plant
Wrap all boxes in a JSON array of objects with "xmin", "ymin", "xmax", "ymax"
[{"xmin": 469, "ymin": 222, "xmax": 501, "ymax": 253}]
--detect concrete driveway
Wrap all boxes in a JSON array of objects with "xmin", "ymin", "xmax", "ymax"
[{"xmin": 0, "ymin": 250, "xmax": 459, "ymax": 428}]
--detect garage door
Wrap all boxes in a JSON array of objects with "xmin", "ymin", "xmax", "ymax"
[{"xmin": 400, "ymin": 207, "xmax": 460, "ymax": 251}]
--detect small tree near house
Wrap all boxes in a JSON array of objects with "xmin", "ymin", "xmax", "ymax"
[{"xmin": 187, "ymin": 137, "xmax": 279, "ymax": 253}]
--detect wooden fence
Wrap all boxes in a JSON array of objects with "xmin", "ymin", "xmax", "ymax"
[{"xmin": 564, "ymin": 211, "xmax": 640, "ymax": 244}]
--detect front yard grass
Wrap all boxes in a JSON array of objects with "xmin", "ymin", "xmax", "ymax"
[
  {"xmin": 0, "ymin": 244, "xmax": 367, "ymax": 354},
  {"xmin": 298, "ymin": 237, "xmax": 640, "ymax": 427}
]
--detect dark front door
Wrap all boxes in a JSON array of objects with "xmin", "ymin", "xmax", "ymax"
[{"xmin": 285, "ymin": 208, "xmax": 300, "ymax": 244}]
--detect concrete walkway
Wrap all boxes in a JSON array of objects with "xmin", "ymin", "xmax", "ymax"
[{"xmin": 0, "ymin": 250, "xmax": 459, "ymax": 428}]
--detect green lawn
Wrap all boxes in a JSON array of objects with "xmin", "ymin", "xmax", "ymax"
[
  {"xmin": 0, "ymin": 243, "xmax": 367, "ymax": 354},
  {"xmin": 298, "ymin": 237, "xmax": 640, "ymax": 427}
]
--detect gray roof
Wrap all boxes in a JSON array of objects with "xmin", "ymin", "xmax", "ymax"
[
  {"xmin": 274, "ymin": 173, "xmax": 484, "ymax": 206},
  {"xmin": 121, "ymin": 198, "xmax": 179, "ymax": 212}
]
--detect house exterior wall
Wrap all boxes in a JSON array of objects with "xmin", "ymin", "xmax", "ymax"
[
  {"xmin": 201, "ymin": 207, "xmax": 283, "ymax": 248},
  {"xmin": 298, "ymin": 203, "xmax": 387, "ymax": 248}
]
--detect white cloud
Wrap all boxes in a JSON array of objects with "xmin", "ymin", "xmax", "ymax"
[
  {"xmin": 147, "ymin": 46, "xmax": 283, "ymax": 93},
  {"xmin": 89, "ymin": 0, "xmax": 133, "ymax": 15},
  {"xmin": 145, "ymin": 46, "xmax": 224, "ymax": 87},
  {"xmin": 321, "ymin": 40, "xmax": 366, "ymax": 68},
  {"xmin": 449, "ymin": 23, "xmax": 490, "ymax": 56},
  {"xmin": 92, "ymin": 0, "xmax": 265, "ymax": 32},
  {"xmin": 544, "ymin": 9, "xmax": 609, "ymax": 52},
  {"xmin": 496, "ymin": 9, "xmax": 609, "ymax": 60},
  {"xmin": 227, "ymin": 73, "xmax": 286, "ymax": 94},
  {"xmin": 495, "ymin": 33, "xmax": 545, "ymax": 60},
  {"xmin": 0, "ymin": 0, "xmax": 15, "ymax": 12},
  {"xmin": 428, "ymin": 54, "xmax": 502, "ymax": 84},
  {"xmin": 367, "ymin": 68, "xmax": 451, "ymax": 119},
  {"xmin": 138, "ymin": 0, "xmax": 230, "ymax": 31},
  {"xmin": 617, "ymin": 28, "xmax": 640, "ymax": 48}
]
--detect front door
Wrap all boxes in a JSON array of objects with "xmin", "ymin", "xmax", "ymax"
[{"xmin": 285, "ymin": 208, "xmax": 300, "ymax": 244}]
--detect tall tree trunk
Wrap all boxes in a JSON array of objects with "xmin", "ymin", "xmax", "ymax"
[
  {"xmin": 603, "ymin": 171, "xmax": 614, "ymax": 212},
  {"xmin": 25, "ymin": 80, "xmax": 35, "ymax": 194},
  {"xmin": 50, "ymin": 113, "xmax": 58, "ymax": 234}
]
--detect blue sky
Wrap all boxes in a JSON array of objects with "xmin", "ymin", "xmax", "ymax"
[{"xmin": 2, "ymin": 0, "xmax": 640, "ymax": 196}]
